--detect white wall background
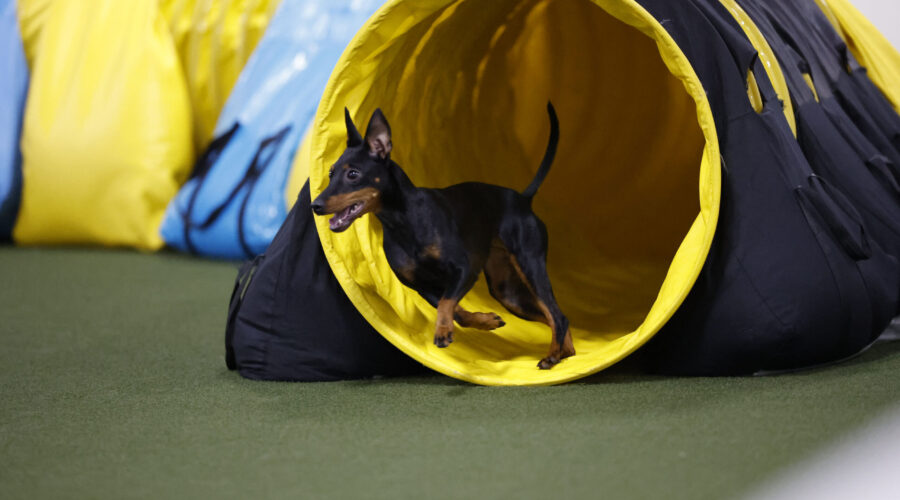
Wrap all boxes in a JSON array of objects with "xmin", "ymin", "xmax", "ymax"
[{"xmin": 850, "ymin": 0, "xmax": 900, "ymax": 50}]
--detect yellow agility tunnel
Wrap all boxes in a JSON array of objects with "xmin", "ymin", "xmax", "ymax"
[
  {"xmin": 295, "ymin": 0, "xmax": 900, "ymax": 385},
  {"xmin": 308, "ymin": 0, "xmax": 720, "ymax": 386}
]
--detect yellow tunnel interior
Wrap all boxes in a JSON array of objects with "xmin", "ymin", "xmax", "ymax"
[{"xmin": 309, "ymin": 0, "xmax": 720, "ymax": 385}]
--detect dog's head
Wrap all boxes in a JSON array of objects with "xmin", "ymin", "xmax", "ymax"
[{"xmin": 311, "ymin": 108, "xmax": 394, "ymax": 232}]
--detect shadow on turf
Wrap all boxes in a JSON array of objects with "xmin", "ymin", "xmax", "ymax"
[
  {"xmin": 768, "ymin": 338, "xmax": 900, "ymax": 374},
  {"xmin": 220, "ymin": 339, "xmax": 900, "ymax": 389},
  {"xmin": 381, "ymin": 338, "xmax": 900, "ymax": 386}
]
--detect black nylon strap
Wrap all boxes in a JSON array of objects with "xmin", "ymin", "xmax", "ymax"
[
  {"xmin": 180, "ymin": 123, "xmax": 292, "ymax": 257},
  {"xmin": 182, "ymin": 123, "xmax": 240, "ymax": 255}
]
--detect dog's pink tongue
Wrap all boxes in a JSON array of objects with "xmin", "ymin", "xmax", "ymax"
[{"xmin": 329, "ymin": 205, "xmax": 354, "ymax": 232}]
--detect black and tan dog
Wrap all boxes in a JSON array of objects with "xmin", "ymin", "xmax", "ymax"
[{"xmin": 311, "ymin": 103, "xmax": 574, "ymax": 369}]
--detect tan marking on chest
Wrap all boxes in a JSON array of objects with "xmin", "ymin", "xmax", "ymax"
[
  {"xmin": 422, "ymin": 237, "xmax": 442, "ymax": 260},
  {"xmin": 395, "ymin": 261, "xmax": 416, "ymax": 283}
]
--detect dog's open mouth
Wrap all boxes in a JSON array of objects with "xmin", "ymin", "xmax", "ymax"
[{"xmin": 329, "ymin": 202, "xmax": 366, "ymax": 232}]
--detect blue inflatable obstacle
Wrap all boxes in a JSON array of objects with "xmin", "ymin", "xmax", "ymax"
[
  {"xmin": 0, "ymin": 0, "xmax": 28, "ymax": 240},
  {"xmin": 160, "ymin": 0, "xmax": 383, "ymax": 259}
]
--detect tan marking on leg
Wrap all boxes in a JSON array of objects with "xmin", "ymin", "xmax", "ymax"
[
  {"xmin": 535, "ymin": 300, "xmax": 575, "ymax": 369},
  {"xmin": 561, "ymin": 328, "xmax": 576, "ymax": 357},
  {"xmin": 534, "ymin": 300, "xmax": 559, "ymax": 369},
  {"xmin": 521, "ymin": 268, "xmax": 574, "ymax": 369},
  {"xmin": 434, "ymin": 298, "xmax": 457, "ymax": 347},
  {"xmin": 508, "ymin": 253, "xmax": 539, "ymax": 298}
]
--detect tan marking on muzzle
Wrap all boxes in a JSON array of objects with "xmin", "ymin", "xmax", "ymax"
[{"xmin": 321, "ymin": 187, "xmax": 382, "ymax": 215}]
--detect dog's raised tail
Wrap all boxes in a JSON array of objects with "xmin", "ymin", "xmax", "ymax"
[{"xmin": 522, "ymin": 101, "xmax": 559, "ymax": 199}]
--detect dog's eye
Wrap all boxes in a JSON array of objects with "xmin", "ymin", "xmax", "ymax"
[
  {"xmin": 328, "ymin": 168, "xmax": 335, "ymax": 179},
  {"xmin": 346, "ymin": 169, "xmax": 361, "ymax": 181}
]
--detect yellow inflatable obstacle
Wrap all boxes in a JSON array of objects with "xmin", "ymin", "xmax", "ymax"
[
  {"xmin": 13, "ymin": 0, "xmax": 48, "ymax": 67},
  {"xmin": 159, "ymin": 0, "xmax": 282, "ymax": 148},
  {"xmin": 305, "ymin": 0, "xmax": 722, "ymax": 385},
  {"xmin": 14, "ymin": 0, "xmax": 281, "ymax": 249},
  {"xmin": 14, "ymin": 0, "xmax": 192, "ymax": 250}
]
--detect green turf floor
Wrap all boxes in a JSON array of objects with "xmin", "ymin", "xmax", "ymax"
[{"xmin": 2, "ymin": 247, "xmax": 899, "ymax": 499}]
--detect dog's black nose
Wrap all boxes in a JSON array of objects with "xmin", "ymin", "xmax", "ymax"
[{"xmin": 310, "ymin": 199, "xmax": 325, "ymax": 216}]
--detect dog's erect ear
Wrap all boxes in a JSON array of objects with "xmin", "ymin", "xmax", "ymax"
[
  {"xmin": 345, "ymin": 108, "xmax": 363, "ymax": 147},
  {"xmin": 364, "ymin": 108, "xmax": 392, "ymax": 160}
]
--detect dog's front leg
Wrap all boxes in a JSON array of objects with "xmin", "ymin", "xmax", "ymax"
[
  {"xmin": 433, "ymin": 267, "xmax": 477, "ymax": 348},
  {"xmin": 434, "ymin": 297, "xmax": 458, "ymax": 348}
]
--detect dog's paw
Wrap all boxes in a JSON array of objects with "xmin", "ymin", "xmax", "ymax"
[
  {"xmin": 462, "ymin": 312, "xmax": 504, "ymax": 330},
  {"xmin": 488, "ymin": 313, "xmax": 505, "ymax": 330},
  {"xmin": 434, "ymin": 328, "xmax": 454, "ymax": 348},
  {"xmin": 537, "ymin": 355, "xmax": 560, "ymax": 370},
  {"xmin": 434, "ymin": 334, "xmax": 453, "ymax": 348}
]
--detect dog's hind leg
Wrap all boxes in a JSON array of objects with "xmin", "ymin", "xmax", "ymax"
[
  {"xmin": 493, "ymin": 222, "xmax": 574, "ymax": 369},
  {"xmin": 483, "ymin": 239, "xmax": 547, "ymax": 324}
]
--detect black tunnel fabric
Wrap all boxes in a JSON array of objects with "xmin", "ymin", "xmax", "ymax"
[
  {"xmin": 225, "ymin": 182, "xmax": 424, "ymax": 381},
  {"xmin": 738, "ymin": 3, "xmax": 885, "ymax": 169},
  {"xmin": 638, "ymin": 0, "xmax": 900, "ymax": 375},
  {"xmin": 760, "ymin": 0, "xmax": 900, "ymax": 186},
  {"xmin": 743, "ymin": 0, "xmax": 900, "ymax": 263},
  {"xmin": 792, "ymin": 0, "xmax": 900, "ymax": 166}
]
